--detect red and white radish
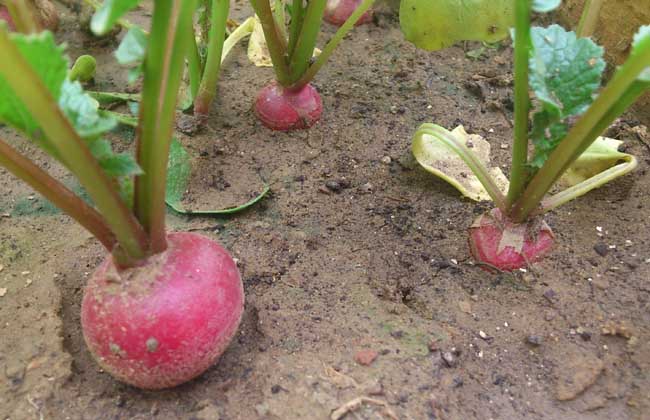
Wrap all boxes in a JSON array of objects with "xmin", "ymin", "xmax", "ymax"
[
  {"xmin": 0, "ymin": 6, "xmax": 16, "ymax": 31},
  {"xmin": 254, "ymin": 82, "xmax": 323, "ymax": 131},
  {"xmin": 81, "ymin": 232, "xmax": 244, "ymax": 389},
  {"xmin": 469, "ymin": 208, "xmax": 554, "ymax": 271},
  {"xmin": 324, "ymin": 0, "xmax": 373, "ymax": 27}
]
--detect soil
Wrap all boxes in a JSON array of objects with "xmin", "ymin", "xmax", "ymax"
[{"xmin": 2, "ymin": 1, "xmax": 650, "ymax": 419}]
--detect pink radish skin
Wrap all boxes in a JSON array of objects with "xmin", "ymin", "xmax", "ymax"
[
  {"xmin": 81, "ymin": 232, "xmax": 244, "ymax": 390},
  {"xmin": 0, "ymin": 6, "xmax": 16, "ymax": 31},
  {"xmin": 469, "ymin": 208, "xmax": 555, "ymax": 272},
  {"xmin": 254, "ymin": 82, "xmax": 323, "ymax": 131},
  {"xmin": 324, "ymin": 0, "xmax": 373, "ymax": 27}
]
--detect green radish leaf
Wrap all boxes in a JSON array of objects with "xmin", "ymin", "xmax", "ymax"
[
  {"xmin": 0, "ymin": 32, "xmax": 139, "ymax": 200},
  {"xmin": 91, "ymin": 0, "xmax": 140, "ymax": 36},
  {"xmin": 0, "ymin": 31, "xmax": 67, "ymax": 150},
  {"xmin": 528, "ymin": 25, "xmax": 605, "ymax": 169},
  {"xmin": 86, "ymin": 139, "xmax": 141, "ymax": 176},
  {"xmin": 399, "ymin": 0, "xmax": 514, "ymax": 51},
  {"xmin": 532, "ymin": 0, "xmax": 561, "ymax": 13},
  {"xmin": 115, "ymin": 26, "xmax": 147, "ymax": 65},
  {"xmin": 59, "ymin": 80, "xmax": 117, "ymax": 139},
  {"xmin": 165, "ymin": 138, "xmax": 270, "ymax": 214},
  {"xmin": 115, "ymin": 27, "xmax": 146, "ymax": 83}
]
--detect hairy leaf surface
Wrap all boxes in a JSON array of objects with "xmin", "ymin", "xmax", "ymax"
[{"xmin": 528, "ymin": 25, "xmax": 605, "ymax": 168}]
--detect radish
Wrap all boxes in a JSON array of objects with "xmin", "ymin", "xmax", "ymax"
[
  {"xmin": 0, "ymin": 6, "xmax": 16, "ymax": 31},
  {"xmin": 0, "ymin": 0, "xmax": 247, "ymax": 388},
  {"xmin": 81, "ymin": 232, "xmax": 243, "ymax": 389},
  {"xmin": 249, "ymin": 0, "xmax": 374, "ymax": 130},
  {"xmin": 408, "ymin": 1, "xmax": 648, "ymax": 271},
  {"xmin": 324, "ymin": 0, "xmax": 373, "ymax": 27},
  {"xmin": 468, "ymin": 209, "xmax": 554, "ymax": 272},
  {"xmin": 254, "ymin": 82, "xmax": 323, "ymax": 130}
]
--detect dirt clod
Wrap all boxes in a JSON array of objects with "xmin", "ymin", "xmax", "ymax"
[{"xmin": 354, "ymin": 349, "xmax": 379, "ymax": 366}]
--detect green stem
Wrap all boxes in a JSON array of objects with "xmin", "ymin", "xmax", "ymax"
[
  {"xmin": 577, "ymin": 0, "xmax": 604, "ymax": 38},
  {"xmin": 5, "ymin": 0, "xmax": 41, "ymax": 33},
  {"xmin": 287, "ymin": 0, "xmax": 326, "ymax": 83},
  {"xmin": 415, "ymin": 124, "xmax": 508, "ymax": 210},
  {"xmin": 287, "ymin": 0, "xmax": 304, "ymax": 57},
  {"xmin": 0, "ymin": 27, "xmax": 147, "ymax": 263},
  {"xmin": 273, "ymin": 0, "xmax": 287, "ymax": 40},
  {"xmin": 0, "ymin": 137, "xmax": 117, "ymax": 250},
  {"xmin": 193, "ymin": 0, "xmax": 229, "ymax": 118},
  {"xmin": 288, "ymin": 0, "xmax": 375, "ymax": 90},
  {"xmin": 82, "ymin": 0, "xmax": 138, "ymax": 31},
  {"xmin": 510, "ymin": 38, "xmax": 650, "ymax": 222},
  {"xmin": 88, "ymin": 90, "xmax": 141, "ymax": 105},
  {"xmin": 249, "ymin": 0, "xmax": 291, "ymax": 85},
  {"xmin": 506, "ymin": 0, "xmax": 531, "ymax": 208},
  {"xmin": 100, "ymin": 109, "xmax": 138, "ymax": 127},
  {"xmin": 536, "ymin": 156, "xmax": 638, "ymax": 216},
  {"xmin": 133, "ymin": 0, "xmax": 198, "ymax": 253},
  {"xmin": 188, "ymin": 31, "xmax": 203, "ymax": 102}
]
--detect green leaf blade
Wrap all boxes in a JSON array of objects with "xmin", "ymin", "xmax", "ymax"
[
  {"xmin": 0, "ymin": 32, "xmax": 67, "ymax": 142},
  {"xmin": 532, "ymin": 0, "xmax": 561, "ymax": 13},
  {"xmin": 115, "ymin": 26, "xmax": 147, "ymax": 65},
  {"xmin": 529, "ymin": 25, "xmax": 606, "ymax": 169},
  {"xmin": 91, "ymin": 0, "xmax": 140, "ymax": 36},
  {"xmin": 399, "ymin": 0, "xmax": 514, "ymax": 51}
]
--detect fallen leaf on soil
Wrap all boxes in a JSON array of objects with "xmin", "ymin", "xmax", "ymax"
[
  {"xmin": 330, "ymin": 397, "xmax": 397, "ymax": 420},
  {"xmin": 558, "ymin": 137, "xmax": 637, "ymax": 188},
  {"xmin": 354, "ymin": 349, "xmax": 379, "ymax": 366},
  {"xmin": 601, "ymin": 320, "xmax": 634, "ymax": 339},
  {"xmin": 555, "ymin": 355, "xmax": 604, "ymax": 401},
  {"xmin": 322, "ymin": 365, "xmax": 358, "ymax": 389},
  {"xmin": 458, "ymin": 300, "xmax": 472, "ymax": 314},
  {"xmin": 412, "ymin": 125, "xmax": 509, "ymax": 202}
]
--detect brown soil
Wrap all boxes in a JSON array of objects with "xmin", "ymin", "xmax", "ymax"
[{"xmin": 2, "ymin": 2, "xmax": 650, "ymax": 419}]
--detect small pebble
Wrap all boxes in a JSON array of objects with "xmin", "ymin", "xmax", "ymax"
[
  {"xmin": 381, "ymin": 156, "xmax": 392, "ymax": 164},
  {"xmin": 325, "ymin": 180, "xmax": 342, "ymax": 193},
  {"xmin": 594, "ymin": 243, "xmax": 609, "ymax": 257},
  {"xmin": 354, "ymin": 349, "xmax": 378, "ymax": 366},
  {"xmin": 442, "ymin": 352, "xmax": 456, "ymax": 368},
  {"xmin": 526, "ymin": 335, "xmax": 543, "ymax": 346}
]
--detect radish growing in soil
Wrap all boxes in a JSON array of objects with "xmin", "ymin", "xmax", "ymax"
[
  {"xmin": 249, "ymin": 0, "xmax": 375, "ymax": 130},
  {"xmin": 324, "ymin": 0, "xmax": 372, "ymax": 27},
  {"xmin": 0, "ymin": 0, "xmax": 244, "ymax": 389},
  {"xmin": 89, "ymin": 0, "xmax": 255, "ymax": 129},
  {"xmin": 0, "ymin": 0, "xmax": 58, "ymax": 32},
  {"xmin": 406, "ymin": 0, "xmax": 649, "ymax": 271}
]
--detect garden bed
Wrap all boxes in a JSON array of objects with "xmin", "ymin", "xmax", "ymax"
[{"xmin": 1, "ymin": 1, "xmax": 649, "ymax": 419}]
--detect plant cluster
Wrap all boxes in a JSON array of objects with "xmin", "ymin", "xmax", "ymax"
[{"xmin": 0, "ymin": 0, "xmax": 647, "ymax": 389}]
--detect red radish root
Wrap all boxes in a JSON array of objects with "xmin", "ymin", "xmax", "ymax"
[
  {"xmin": 254, "ymin": 82, "xmax": 323, "ymax": 131},
  {"xmin": 81, "ymin": 232, "xmax": 244, "ymax": 389},
  {"xmin": 469, "ymin": 208, "xmax": 554, "ymax": 271},
  {"xmin": 324, "ymin": 0, "xmax": 373, "ymax": 27},
  {"xmin": 0, "ymin": 6, "xmax": 16, "ymax": 31}
]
